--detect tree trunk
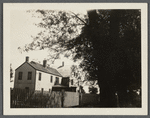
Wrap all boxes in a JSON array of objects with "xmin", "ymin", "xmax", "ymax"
[
  {"xmin": 98, "ymin": 10, "xmax": 121, "ymax": 107},
  {"xmin": 88, "ymin": 10, "xmax": 130, "ymax": 107}
]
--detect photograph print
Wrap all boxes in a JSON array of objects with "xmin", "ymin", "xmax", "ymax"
[{"xmin": 4, "ymin": 3, "xmax": 148, "ymax": 115}]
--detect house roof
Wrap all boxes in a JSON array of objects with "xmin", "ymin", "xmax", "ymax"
[
  {"xmin": 52, "ymin": 85, "xmax": 67, "ymax": 88},
  {"xmin": 28, "ymin": 61, "xmax": 62, "ymax": 77},
  {"xmin": 57, "ymin": 65, "xmax": 71, "ymax": 77}
]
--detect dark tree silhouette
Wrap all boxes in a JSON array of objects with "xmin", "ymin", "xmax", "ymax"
[
  {"xmin": 89, "ymin": 86, "xmax": 98, "ymax": 94},
  {"xmin": 85, "ymin": 10, "xmax": 141, "ymax": 107},
  {"xmin": 10, "ymin": 64, "xmax": 13, "ymax": 82},
  {"xmin": 20, "ymin": 10, "xmax": 141, "ymax": 107}
]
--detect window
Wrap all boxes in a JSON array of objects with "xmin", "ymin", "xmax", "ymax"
[
  {"xmin": 71, "ymin": 79, "xmax": 73, "ymax": 85},
  {"xmin": 55, "ymin": 77, "xmax": 59, "ymax": 85},
  {"xmin": 50, "ymin": 76, "xmax": 53, "ymax": 83},
  {"xmin": 39, "ymin": 73, "xmax": 41, "ymax": 81},
  {"xmin": 27, "ymin": 72, "xmax": 32, "ymax": 80},
  {"xmin": 18, "ymin": 72, "xmax": 23, "ymax": 80}
]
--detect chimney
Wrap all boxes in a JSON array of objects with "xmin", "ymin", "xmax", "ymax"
[
  {"xmin": 62, "ymin": 61, "xmax": 64, "ymax": 67},
  {"xmin": 43, "ymin": 60, "xmax": 47, "ymax": 67},
  {"xmin": 26, "ymin": 56, "xmax": 29, "ymax": 62},
  {"xmin": 57, "ymin": 61, "xmax": 64, "ymax": 69}
]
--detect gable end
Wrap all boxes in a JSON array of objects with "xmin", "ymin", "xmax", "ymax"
[{"xmin": 15, "ymin": 62, "xmax": 36, "ymax": 71}]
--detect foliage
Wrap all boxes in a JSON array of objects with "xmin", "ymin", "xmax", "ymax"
[
  {"xmin": 70, "ymin": 65, "xmax": 86, "ymax": 93},
  {"xmin": 70, "ymin": 65, "xmax": 87, "ymax": 85},
  {"xmin": 78, "ymin": 86, "xmax": 85, "ymax": 94},
  {"xmin": 10, "ymin": 64, "xmax": 13, "ymax": 82},
  {"xmin": 19, "ymin": 10, "xmax": 86, "ymax": 63},
  {"xmin": 89, "ymin": 86, "xmax": 98, "ymax": 94},
  {"xmin": 70, "ymin": 65, "xmax": 99, "ymax": 94}
]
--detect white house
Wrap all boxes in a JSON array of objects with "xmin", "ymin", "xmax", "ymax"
[
  {"xmin": 57, "ymin": 63, "xmax": 100, "ymax": 93},
  {"xmin": 57, "ymin": 62, "xmax": 76, "ymax": 87},
  {"xmin": 14, "ymin": 57, "xmax": 63, "ymax": 91}
]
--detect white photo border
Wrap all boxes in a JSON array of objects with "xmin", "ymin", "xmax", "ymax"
[{"xmin": 3, "ymin": 3, "xmax": 148, "ymax": 115}]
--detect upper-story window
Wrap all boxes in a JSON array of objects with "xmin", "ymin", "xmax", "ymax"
[
  {"xmin": 71, "ymin": 79, "xmax": 73, "ymax": 85},
  {"xmin": 27, "ymin": 72, "xmax": 32, "ymax": 80},
  {"xmin": 50, "ymin": 76, "xmax": 53, "ymax": 83},
  {"xmin": 18, "ymin": 72, "xmax": 23, "ymax": 80},
  {"xmin": 55, "ymin": 77, "xmax": 59, "ymax": 85},
  {"xmin": 39, "ymin": 72, "xmax": 41, "ymax": 81}
]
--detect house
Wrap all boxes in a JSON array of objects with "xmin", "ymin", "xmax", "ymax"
[
  {"xmin": 57, "ymin": 63, "xmax": 80, "ymax": 92},
  {"xmin": 57, "ymin": 62, "xmax": 76, "ymax": 87},
  {"xmin": 14, "ymin": 57, "xmax": 63, "ymax": 91},
  {"xmin": 57, "ymin": 63, "xmax": 99, "ymax": 93}
]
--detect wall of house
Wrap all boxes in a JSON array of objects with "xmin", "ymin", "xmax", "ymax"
[
  {"xmin": 35, "ymin": 70, "xmax": 62, "ymax": 91},
  {"xmin": 14, "ymin": 63, "xmax": 36, "ymax": 90}
]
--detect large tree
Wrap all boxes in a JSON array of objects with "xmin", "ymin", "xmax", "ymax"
[
  {"xmin": 21, "ymin": 9, "xmax": 141, "ymax": 107},
  {"xmin": 84, "ymin": 10, "xmax": 141, "ymax": 107}
]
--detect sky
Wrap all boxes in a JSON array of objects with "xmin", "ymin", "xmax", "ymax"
[
  {"xmin": 10, "ymin": 9, "xmax": 87, "ymax": 87},
  {"xmin": 10, "ymin": 10, "xmax": 83, "ymax": 69}
]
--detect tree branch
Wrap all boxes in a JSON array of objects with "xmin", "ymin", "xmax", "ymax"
[{"xmin": 69, "ymin": 11, "xmax": 87, "ymax": 25}]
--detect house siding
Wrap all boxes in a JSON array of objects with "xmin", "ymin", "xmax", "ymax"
[
  {"xmin": 14, "ymin": 63, "xmax": 36, "ymax": 90},
  {"xmin": 35, "ymin": 70, "xmax": 62, "ymax": 91}
]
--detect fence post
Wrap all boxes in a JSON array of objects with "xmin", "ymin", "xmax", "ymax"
[
  {"xmin": 24, "ymin": 89, "xmax": 26, "ymax": 106},
  {"xmin": 49, "ymin": 89, "xmax": 51, "ymax": 95},
  {"xmin": 10, "ymin": 88, "xmax": 12, "ymax": 108},
  {"xmin": 61, "ymin": 89, "xmax": 65, "ymax": 108},
  {"xmin": 14, "ymin": 89, "xmax": 17, "ymax": 108},
  {"xmin": 41, "ymin": 88, "xmax": 43, "ymax": 108},
  {"xmin": 79, "ymin": 93, "xmax": 82, "ymax": 106},
  {"xmin": 16, "ymin": 91, "xmax": 18, "ymax": 107},
  {"xmin": 29, "ymin": 90, "xmax": 31, "ymax": 107}
]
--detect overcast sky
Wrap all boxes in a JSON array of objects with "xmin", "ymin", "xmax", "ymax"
[{"xmin": 10, "ymin": 10, "xmax": 86, "ymax": 71}]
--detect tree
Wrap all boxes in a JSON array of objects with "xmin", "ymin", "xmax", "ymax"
[
  {"xmin": 20, "ymin": 10, "xmax": 86, "ymax": 63},
  {"xmin": 21, "ymin": 10, "xmax": 141, "ymax": 107},
  {"xmin": 70, "ymin": 65, "xmax": 99, "ymax": 94},
  {"xmin": 79, "ymin": 10, "xmax": 141, "ymax": 107},
  {"xmin": 70, "ymin": 65, "xmax": 86, "ymax": 93},
  {"xmin": 89, "ymin": 86, "xmax": 98, "ymax": 94},
  {"xmin": 10, "ymin": 64, "xmax": 13, "ymax": 82}
]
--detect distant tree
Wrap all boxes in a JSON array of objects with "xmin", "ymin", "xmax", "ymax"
[
  {"xmin": 20, "ymin": 10, "xmax": 141, "ymax": 107},
  {"xmin": 89, "ymin": 86, "xmax": 98, "ymax": 94},
  {"xmin": 10, "ymin": 64, "xmax": 13, "ymax": 82},
  {"xmin": 70, "ymin": 65, "xmax": 86, "ymax": 93}
]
